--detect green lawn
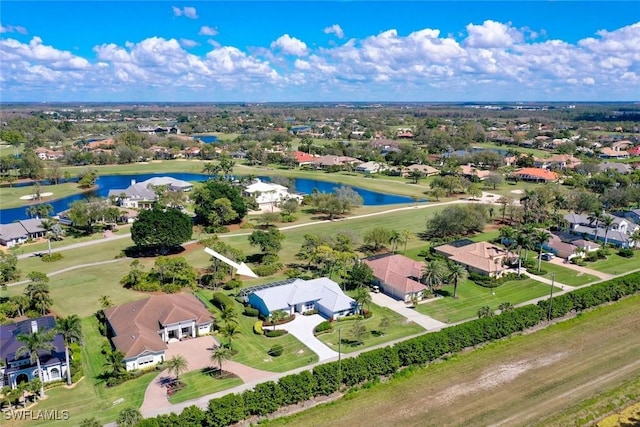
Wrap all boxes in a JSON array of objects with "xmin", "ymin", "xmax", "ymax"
[
  {"xmin": 473, "ymin": 142, "xmax": 552, "ymax": 158},
  {"xmin": 536, "ymin": 260, "xmax": 600, "ymax": 287},
  {"xmin": 416, "ymin": 278, "xmax": 559, "ymax": 323},
  {"xmin": 581, "ymin": 251, "xmax": 640, "ymax": 275},
  {"xmin": 0, "ymin": 182, "xmax": 88, "ymax": 209},
  {"xmin": 195, "ymin": 290, "xmax": 318, "ymax": 372},
  {"xmin": 316, "ymin": 303, "xmax": 424, "ymax": 353},
  {"xmin": 168, "ymin": 369, "xmax": 243, "ymax": 404}
]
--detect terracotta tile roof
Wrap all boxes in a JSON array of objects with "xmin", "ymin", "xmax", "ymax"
[
  {"xmin": 293, "ymin": 151, "xmax": 317, "ymax": 163},
  {"xmin": 435, "ymin": 241, "xmax": 506, "ymax": 275},
  {"xmin": 104, "ymin": 293, "xmax": 213, "ymax": 358},
  {"xmin": 362, "ymin": 254, "xmax": 427, "ymax": 295},
  {"xmin": 513, "ymin": 167, "xmax": 559, "ymax": 181},
  {"xmin": 460, "ymin": 164, "xmax": 491, "ymax": 179}
]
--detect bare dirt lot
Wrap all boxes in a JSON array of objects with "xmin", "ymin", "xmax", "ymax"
[{"xmin": 267, "ymin": 295, "xmax": 640, "ymax": 427}]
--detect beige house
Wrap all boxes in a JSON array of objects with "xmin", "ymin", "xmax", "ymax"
[
  {"xmin": 105, "ymin": 294, "xmax": 214, "ymax": 371},
  {"xmin": 362, "ymin": 254, "xmax": 428, "ymax": 302},
  {"xmin": 434, "ymin": 240, "xmax": 508, "ymax": 277}
]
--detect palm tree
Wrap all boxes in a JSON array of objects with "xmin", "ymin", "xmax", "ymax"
[
  {"xmin": 210, "ymin": 345, "xmax": 231, "ymax": 376},
  {"xmin": 25, "ymin": 278, "xmax": 52, "ymax": 315},
  {"xmin": 448, "ymin": 263, "xmax": 469, "ymax": 299},
  {"xmin": 221, "ymin": 322, "xmax": 240, "ymax": 349},
  {"xmin": 353, "ymin": 286, "xmax": 372, "ymax": 315},
  {"xmin": 166, "ymin": 355, "xmax": 189, "ymax": 382},
  {"xmin": 219, "ymin": 307, "xmax": 238, "ymax": 326},
  {"xmin": 421, "ymin": 260, "xmax": 446, "ymax": 294},
  {"xmin": 600, "ymin": 215, "xmax": 615, "ymax": 247},
  {"xmin": 588, "ymin": 210, "xmax": 604, "ymax": 241},
  {"xmin": 103, "ymin": 350, "xmax": 126, "ymax": 380},
  {"xmin": 15, "ymin": 329, "xmax": 56, "ymax": 398},
  {"xmin": 116, "ymin": 407, "xmax": 142, "ymax": 427},
  {"xmin": 498, "ymin": 302, "xmax": 514, "ymax": 313},
  {"xmin": 499, "ymin": 226, "xmax": 517, "ymax": 265},
  {"xmin": 99, "ymin": 295, "xmax": 113, "ymax": 308},
  {"xmin": 389, "ymin": 230, "xmax": 401, "ymax": 254},
  {"xmin": 40, "ymin": 219, "xmax": 63, "ymax": 256},
  {"xmin": 269, "ymin": 310, "xmax": 287, "ymax": 331},
  {"xmin": 401, "ymin": 229, "xmax": 414, "ymax": 253},
  {"xmin": 631, "ymin": 229, "xmax": 640, "ymax": 250},
  {"xmin": 533, "ymin": 230, "xmax": 552, "ymax": 272},
  {"xmin": 56, "ymin": 315, "xmax": 82, "ymax": 385}
]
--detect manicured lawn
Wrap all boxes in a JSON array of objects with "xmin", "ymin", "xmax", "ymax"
[
  {"xmin": 168, "ymin": 369, "xmax": 243, "ymax": 404},
  {"xmin": 0, "ymin": 182, "xmax": 87, "ymax": 209},
  {"xmin": 581, "ymin": 251, "xmax": 640, "ymax": 275},
  {"xmin": 536, "ymin": 260, "xmax": 600, "ymax": 287},
  {"xmin": 316, "ymin": 303, "xmax": 424, "ymax": 353},
  {"xmin": 195, "ymin": 290, "xmax": 319, "ymax": 372},
  {"xmin": 1, "ymin": 263, "xmax": 148, "ymax": 317},
  {"xmin": 415, "ymin": 278, "xmax": 559, "ymax": 323}
]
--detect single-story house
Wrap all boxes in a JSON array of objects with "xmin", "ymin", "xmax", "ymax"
[
  {"xmin": 104, "ymin": 294, "xmax": 214, "ymax": 371},
  {"xmin": 402, "ymin": 164, "xmax": 440, "ymax": 177},
  {"xmin": 0, "ymin": 219, "xmax": 45, "ymax": 247},
  {"xmin": 434, "ymin": 240, "xmax": 508, "ymax": 277},
  {"xmin": 362, "ymin": 254, "xmax": 427, "ymax": 302},
  {"xmin": 0, "ymin": 316, "xmax": 68, "ymax": 389},
  {"xmin": 311, "ymin": 155, "xmax": 362, "ymax": 170},
  {"xmin": 292, "ymin": 151, "xmax": 317, "ymax": 166},
  {"xmin": 246, "ymin": 278, "xmax": 355, "ymax": 320},
  {"xmin": 460, "ymin": 164, "xmax": 491, "ymax": 180},
  {"xmin": 599, "ymin": 147, "xmax": 629, "ymax": 159},
  {"xmin": 243, "ymin": 179, "xmax": 303, "ymax": 211},
  {"xmin": 534, "ymin": 154, "xmax": 581, "ymax": 170},
  {"xmin": 598, "ymin": 162, "xmax": 633, "ymax": 174},
  {"xmin": 511, "ymin": 167, "xmax": 559, "ymax": 183},
  {"xmin": 355, "ymin": 161, "xmax": 387, "ymax": 174}
]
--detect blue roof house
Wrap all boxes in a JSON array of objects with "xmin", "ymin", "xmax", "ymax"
[{"xmin": 247, "ymin": 278, "xmax": 355, "ymax": 320}]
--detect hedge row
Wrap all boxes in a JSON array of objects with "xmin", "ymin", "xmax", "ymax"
[
  {"xmin": 143, "ymin": 271, "xmax": 640, "ymax": 427},
  {"xmin": 211, "ymin": 292, "xmax": 234, "ymax": 311}
]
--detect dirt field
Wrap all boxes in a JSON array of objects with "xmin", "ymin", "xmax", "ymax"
[{"xmin": 266, "ymin": 295, "xmax": 640, "ymax": 427}]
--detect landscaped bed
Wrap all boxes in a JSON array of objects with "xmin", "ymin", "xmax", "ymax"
[{"xmin": 167, "ymin": 368, "xmax": 243, "ymax": 404}]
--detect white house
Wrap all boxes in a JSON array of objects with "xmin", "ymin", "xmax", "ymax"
[
  {"xmin": 0, "ymin": 219, "xmax": 46, "ymax": 247},
  {"xmin": 0, "ymin": 317, "xmax": 68, "ymax": 389},
  {"xmin": 104, "ymin": 294, "xmax": 213, "ymax": 371},
  {"xmin": 355, "ymin": 161, "xmax": 387, "ymax": 174},
  {"xmin": 108, "ymin": 176, "xmax": 193, "ymax": 209},
  {"xmin": 246, "ymin": 278, "xmax": 355, "ymax": 320},
  {"xmin": 243, "ymin": 179, "xmax": 302, "ymax": 211}
]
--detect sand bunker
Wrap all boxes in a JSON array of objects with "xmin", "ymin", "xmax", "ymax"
[
  {"xmin": 20, "ymin": 192, "xmax": 53, "ymax": 200},
  {"xmin": 510, "ymin": 189, "xmax": 524, "ymax": 194}
]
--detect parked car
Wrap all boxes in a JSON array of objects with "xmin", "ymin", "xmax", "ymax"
[{"xmin": 541, "ymin": 253, "xmax": 555, "ymax": 261}]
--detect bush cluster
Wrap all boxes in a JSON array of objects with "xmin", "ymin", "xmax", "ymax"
[
  {"xmin": 145, "ymin": 272, "xmax": 640, "ymax": 427},
  {"xmin": 243, "ymin": 307, "xmax": 260, "ymax": 317},
  {"xmin": 211, "ymin": 292, "xmax": 234, "ymax": 311},
  {"xmin": 313, "ymin": 321, "xmax": 333, "ymax": 335},
  {"xmin": 268, "ymin": 344, "xmax": 284, "ymax": 357},
  {"xmin": 264, "ymin": 329, "xmax": 288, "ymax": 338},
  {"xmin": 253, "ymin": 263, "xmax": 282, "ymax": 277},
  {"xmin": 526, "ymin": 268, "xmax": 548, "ymax": 276},
  {"xmin": 253, "ymin": 321, "xmax": 264, "ymax": 335},
  {"xmin": 618, "ymin": 248, "xmax": 634, "ymax": 258},
  {"xmin": 41, "ymin": 253, "xmax": 63, "ymax": 262}
]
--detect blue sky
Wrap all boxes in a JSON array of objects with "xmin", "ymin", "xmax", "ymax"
[{"xmin": 1, "ymin": 1, "xmax": 639, "ymax": 102}]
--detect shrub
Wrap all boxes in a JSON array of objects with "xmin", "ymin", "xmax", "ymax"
[
  {"xmin": 337, "ymin": 315, "xmax": 364, "ymax": 322},
  {"xmin": 244, "ymin": 307, "xmax": 260, "ymax": 317},
  {"xmin": 268, "ymin": 344, "xmax": 284, "ymax": 357},
  {"xmin": 132, "ymin": 281, "xmax": 161, "ymax": 292},
  {"xmin": 363, "ymin": 309, "xmax": 373, "ymax": 319},
  {"xmin": 279, "ymin": 213, "xmax": 297, "ymax": 223},
  {"xmin": 314, "ymin": 321, "xmax": 333, "ymax": 334},
  {"xmin": 211, "ymin": 292, "xmax": 234, "ymax": 310},
  {"xmin": 303, "ymin": 309, "xmax": 318, "ymax": 316},
  {"xmin": 618, "ymin": 248, "xmax": 634, "ymax": 258},
  {"xmin": 526, "ymin": 268, "xmax": 547, "ymax": 276},
  {"xmin": 265, "ymin": 329, "xmax": 288, "ymax": 338},
  {"xmin": 41, "ymin": 253, "xmax": 63, "ymax": 262},
  {"xmin": 240, "ymin": 222, "xmax": 255, "ymax": 229},
  {"xmin": 253, "ymin": 321, "xmax": 264, "ymax": 335},
  {"xmin": 253, "ymin": 263, "xmax": 282, "ymax": 277}
]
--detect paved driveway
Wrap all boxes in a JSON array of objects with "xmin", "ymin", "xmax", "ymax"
[
  {"xmin": 275, "ymin": 314, "xmax": 339, "ymax": 361},
  {"xmin": 371, "ymin": 292, "xmax": 447, "ymax": 331}
]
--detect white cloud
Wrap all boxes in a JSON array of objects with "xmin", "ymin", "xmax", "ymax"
[
  {"xmin": 270, "ymin": 34, "xmax": 308, "ymax": 56},
  {"xmin": 172, "ymin": 6, "xmax": 198, "ymax": 19},
  {"xmin": 179, "ymin": 39, "xmax": 199, "ymax": 48},
  {"xmin": 464, "ymin": 20, "xmax": 523, "ymax": 48},
  {"xmin": 324, "ymin": 24, "xmax": 344, "ymax": 39},
  {"xmin": 199, "ymin": 26, "xmax": 218, "ymax": 36},
  {"xmin": 0, "ymin": 23, "xmax": 28, "ymax": 34}
]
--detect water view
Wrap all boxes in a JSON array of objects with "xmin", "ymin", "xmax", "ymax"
[{"xmin": 0, "ymin": 173, "xmax": 421, "ymax": 223}]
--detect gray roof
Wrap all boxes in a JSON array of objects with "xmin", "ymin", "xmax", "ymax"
[
  {"xmin": 573, "ymin": 225, "xmax": 629, "ymax": 243},
  {"xmin": 108, "ymin": 182, "xmax": 157, "ymax": 201},
  {"xmin": 20, "ymin": 218, "xmax": 45, "ymax": 234},
  {"xmin": 251, "ymin": 278, "xmax": 354, "ymax": 314},
  {"xmin": 598, "ymin": 162, "xmax": 632, "ymax": 173},
  {"xmin": 141, "ymin": 177, "xmax": 193, "ymax": 191},
  {"xmin": 0, "ymin": 218, "xmax": 44, "ymax": 241}
]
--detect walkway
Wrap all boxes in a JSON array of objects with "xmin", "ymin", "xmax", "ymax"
[
  {"xmin": 521, "ymin": 270, "xmax": 574, "ymax": 291},
  {"xmin": 139, "ymin": 336, "xmax": 273, "ymax": 415},
  {"xmin": 274, "ymin": 314, "xmax": 338, "ymax": 361},
  {"xmin": 370, "ymin": 292, "xmax": 447, "ymax": 331}
]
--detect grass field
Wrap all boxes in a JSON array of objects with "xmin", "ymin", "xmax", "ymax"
[
  {"xmin": 582, "ymin": 251, "xmax": 640, "ymax": 275},
  {"xmin": 264, "ymin": 294, "xmax": 640, "ymax": 427},
  {"xmin": 167, "ymin": 369, "xmax": 243, "ymax": 404},
  {"xmin": 0, "ymin": 182, "xmax": 88, "ymax": 209},
  {"xmin": 415, "ymin": 278, "xmax": 559, "ymax": 323},
  {"xmin": 535, "ymin": 260, "xmax": 600, "ymax": 287},
  {"xmin": 316, "ymin": 303, "xmax": 424, "ymax": 354},
  {"xmin": 8, "ymin": 225, "xmax": 132, "ymax": 255}
]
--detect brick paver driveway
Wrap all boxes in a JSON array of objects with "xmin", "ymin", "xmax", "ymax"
[{"xmin": 139, "ymin": 335, "xmax": 273, "ymax": 416}]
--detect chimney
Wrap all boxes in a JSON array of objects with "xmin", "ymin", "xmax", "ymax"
[{"xmin": 31, "ymin": 320, "xmax": 38, "ymax": 333}]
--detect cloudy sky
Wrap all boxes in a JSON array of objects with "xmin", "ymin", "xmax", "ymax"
[{"xmin": 1, "ymin": 1, "xmax": 639, "ymax": 102}]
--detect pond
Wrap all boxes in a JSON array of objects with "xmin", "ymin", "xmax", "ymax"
[{"xmin": 0, "ymin": 173, "xmax": 421, "ymax": 223}]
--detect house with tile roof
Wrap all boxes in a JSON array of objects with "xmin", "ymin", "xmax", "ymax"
[
  {"xmin": 534, "ymin": 154, "xmax": 581, "ymax": 170},
  {"xmin": 460, "ymin": 164, "xmax": 491, "ymax": 180},
  {"xmin": 0, "ymin": 316, "xmax": 68, "ymax": 389},
  {"xmin": 628, "ymin": 146, "xmax": 640, "ymax": 157},
  {"xmin": 434, "ymin": 240, "xmax": 508, "ymax": 277},
  {"xmin": 511, "ymin": 167, "xmax": 559, "ymax": 182},
  {"xmin": 362, "ymin": 254, "xmax": 427, "ymax": 302},
  {"xmin": 292, "ymin": 151, "xmax": 317, "ymax": 166},
  {"xmin": 246, "ymin": 278, "xmax": 355, "ymax": 320},
  {"xmin": 104, "ymin": 294, "xmax": 213, "ymax": 371},
  {"xmin": 599, "ymin": 147, "xmax": 630, "ymax": 159},
  {"xmin": 310, "ymin": 155, "xmax": 362, "ymax": 170}
]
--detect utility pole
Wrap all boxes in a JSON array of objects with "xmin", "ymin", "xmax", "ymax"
[
  {"xmin": 547, "ymin": 273, "xmax": 555, "ymax": 322},
  {"xmin": 338, "ymin": 327, "xmax": 342, "ymax": 386}
]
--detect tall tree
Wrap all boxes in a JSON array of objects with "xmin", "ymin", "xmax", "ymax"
[
  {"xmin": 600, "ymin": 214, "xmax": 615, "ymax": 247},
  {"xmin": 116, "ymin": 407, "xmax": 142, "ymax": 427},
  {"xmin": 131, "ymin": 207, "xmax": 193, "ymax": 254},
  {"xmin": 56, "ymin": 315, "xmax": 82, "ymax": 385},
  {"xmin": 421, "ymin": 260, "xmax": 446, "ymax": 294},
  {"xmin": 353, "ymin": 286, "xmax": 372, "ymax": 315},
  {"xmin": 448, "ymin": 263, "xmax": 469, "ymax": 299},
  {"xmin": 193, "ymin": 180, "xmax": 247, "ymax": 226},
  {"xmin": 25, "ymin": 272, "xmax": 52, "ymax": 315},
  {"xmin": 248, "ymin": 228, "xmax": 285, "ymax": 256},
  {"xmin": 15, "ymin": 329, "xmax": 56, "ymax": 398},
  {"xmin": 533, "ymin": 230, "xmax": 552, "ymax": 272},
  {"xmin": 0, "ymin": 252, "xmax": 20, "ymax": 286},
  {"xmin": 210, "ymin": 345, "xmax": 231, "ymax": 376}
]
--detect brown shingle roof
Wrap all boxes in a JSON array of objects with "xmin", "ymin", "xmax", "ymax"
[
  {"xmin": 362, "ymin": 254, "xmax": 427, "ymax": 295},
  {"xmin": 104, "ymin": 294, "xmax": 213, "ymax": 358},
  {"xmin": 435, "ymin": 241, "xmax": 506, "ymax": 275}
]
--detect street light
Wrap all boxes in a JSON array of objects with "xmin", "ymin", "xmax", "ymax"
[{"xmin": 547, "ymin": 273, "xmax": 555, "ymax": 322}]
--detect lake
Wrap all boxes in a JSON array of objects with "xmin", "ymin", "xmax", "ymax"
[
  {"xmin": 0, "ymin": 173, "xmax": 420, "ymax": 223},
  {"xmin": 193, "ymin": 135, "xmax": 218, "ymax": 143}
]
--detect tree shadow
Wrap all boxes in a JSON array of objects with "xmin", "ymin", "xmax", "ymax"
[{"xmin": 123, "ymin": 245, "xmax": 186, "ymax": 258}]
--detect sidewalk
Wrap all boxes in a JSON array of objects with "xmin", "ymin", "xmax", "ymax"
[{"xmin": 370, "ymin": 292, "xmax": 447, "ymax": 331}]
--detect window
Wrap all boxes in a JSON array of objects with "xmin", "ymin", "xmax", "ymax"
[
  {"xmin": 50, "ymin": 368, "xmax": 60, "ymax": 379},
  {"xmin": 304, "ymin": 302, "xmax": 315, "ymax": 311},
  {"xmin": 138, "ymin": 355, "xmax": 154, "ymax": 366}
]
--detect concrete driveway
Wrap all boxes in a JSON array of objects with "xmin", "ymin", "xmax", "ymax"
[
  {"xmin": 371, "ymin": 292, "xmax": 447, "ymax": 331},
  {"xmin": 275, "ymin": 314, "xmax": 338, "ymax": 361}
]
